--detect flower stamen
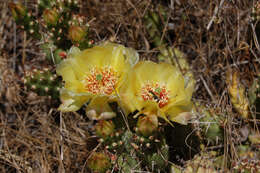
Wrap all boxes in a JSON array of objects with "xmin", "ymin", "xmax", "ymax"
[
  {"xmin": 141, "ymin": 82, "xmax": 169, "ymax": 108},
  {"xmin": 84, "ymin": 67, "xmax": 118, "ymax": 95}
]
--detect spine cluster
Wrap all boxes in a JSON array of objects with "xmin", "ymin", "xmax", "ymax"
[{"xmin": 23, "ymin": 68, "xmax": 62, "ymax": 99}]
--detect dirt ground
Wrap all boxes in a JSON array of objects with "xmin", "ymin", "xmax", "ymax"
[{"xmin": 0, "ymin": 0, "xmax": 259, "ymax": 172}]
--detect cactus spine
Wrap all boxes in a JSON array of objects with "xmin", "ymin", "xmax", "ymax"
[{"xmin": 23, "ymin": 68, "xmax": 62, "ymax": 99}]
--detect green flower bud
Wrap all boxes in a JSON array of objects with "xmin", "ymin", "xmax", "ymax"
[
  {"xmin": 68, "ymin": 25, "xmax": 86, "ymax": 42},
  {"xmin": 9, "ymin": 2, "xmax": 26, "ymax": 20},
  {"xmin": 43, "ymin": 9, "xmax": 58, "ymax": 26},
  {"xmin": 137, "ymin": 114, "xmax": 158, "ymax": 137},
  {"xmin": 95, "ymin": 120, "xmax": 115, "ymax": 139},
  {"xmin": 88, "ymin": 152, "xmax": 111, "ymax": 173}
]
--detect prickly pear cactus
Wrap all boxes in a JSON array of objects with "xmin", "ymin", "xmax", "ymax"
[
  {"xmin": 9, "ymin": 0, "xmax": 93, "ymax": 53},
  {"xmin": 183, "ymin": 151, "xmax": 223, "ymax": 173},
  {"xmin": 41, "ymin": 43, "xmax": 66, "ymax": 64},
  {"xmin": 37, "ymin": 0, "xmax": 79, "ymax": 14},
  {"xmin": 232, "ymin": 145, "xmax": 260, "ymax": 173},
  {"xmin": 192, "ymin": 105, "xmax": 224, "ymax": 145},
  {"xmin": 23, "ymin": 68, "xmax": 62, "ymax": 99},
  {"xmin": 91, "ymin": 116, "xmax": 170, "ymax": 172},
  {"xmin": 39, "ymin": 0, "xmax": 91, "ymax": 50}
]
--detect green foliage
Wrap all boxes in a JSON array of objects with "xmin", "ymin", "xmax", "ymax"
[{"xmin": 23, "ymin": 68, "xmax": 62, "ymax": 99}]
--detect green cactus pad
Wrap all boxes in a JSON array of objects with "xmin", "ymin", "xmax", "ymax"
[{"xmin": 23, "ymin": 68, "xmax": 62, "ymax": 99}]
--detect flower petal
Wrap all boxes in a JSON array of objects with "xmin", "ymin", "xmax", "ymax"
[{"xmin": 58, "ymin": 89, "xmax": 92, "ymax": 112}]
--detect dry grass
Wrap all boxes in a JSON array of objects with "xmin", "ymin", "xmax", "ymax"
[{"xmin": 0, "ymin": 0, "xmax": 259, "ymax": 172}]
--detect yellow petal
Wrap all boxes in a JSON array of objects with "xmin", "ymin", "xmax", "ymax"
[
  {"xmin": 57, "ymin": 42, "xmax": 137, "ymax": 112},
  {"xmin": 56, "ymin": 58, "xmax": 85, "ymax": 93},
  {"xmin": 58, "ymin": 89, "xmax": 92, "ymax": 112},
  {"xmin": 118, "ymin": 77, "xmax": 137, "ymax": 113},
  {"xmin": 119, "ymin": 61, "xmax": 194, "ymax": 125},
  {"xmin": 86, "ymin": 96, "xmax": 113, "ymax": 114}
]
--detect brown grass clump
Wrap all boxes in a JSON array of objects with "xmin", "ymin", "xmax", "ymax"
[{"xmin": 0, "ymin": 0, "xmax": 259, "ymax": 172}]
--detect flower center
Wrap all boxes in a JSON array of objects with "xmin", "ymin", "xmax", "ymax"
[
  {"xmin": 84, "ymin": 67, "xmax": 118, "ymax": 95},
  {"xmin": 141, "ymin": 82, "xmax": 170, "ymax": 108}
]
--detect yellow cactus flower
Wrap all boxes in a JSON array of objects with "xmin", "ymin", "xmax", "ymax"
[
  {"xmin": 56, "ymin": 42, "xmax": 139, "ymax": 115},
  {"xmin": 119, "ymin": 61, "xmax": 194, "ymax": 125}
]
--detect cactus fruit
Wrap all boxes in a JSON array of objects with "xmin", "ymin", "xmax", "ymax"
[
  {"xmin": 23, "ymin": 68, "xmax": 62, "ymax": 99},
  {"xmin": 87, "ymin": 152, "xmax": 111, "ymax": 173}
]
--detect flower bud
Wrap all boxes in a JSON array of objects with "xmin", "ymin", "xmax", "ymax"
[
  {"xmin": 9, "ymin": 2, "xmax": 26, "ymax": 20},
  {"xmin": 95, "ymin": 120, "xmax": 115, "ymax": 139},
  {"xmin": 68, "ymin": 25, "xmax": 86, "ymax": 42},
  {"xmin": 88, "ymin": 152, "xmax": 111, "ymax": 173},
  {"xmin": 137, "ymin": 114, "xmax": 158, "ymax": 137},
  {"xmin": 43, "ymin": 9, "xmax": 58, "ymax": 26}
]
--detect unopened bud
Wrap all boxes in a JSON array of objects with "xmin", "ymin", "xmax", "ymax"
[
  {"xmin": 43, "ymin": 9, "xmax": 58, "ymax": 26},
  {"xmin": 9, "ymin": 2, "xmax": 26, "ymax": 20},
  {"xmin": 68, "ymin": 25, "xmax": 86, "ymax": 42},
  {"xmin": 87, "ymin": 152, "xmax": 111, "ymax": 173},
  {"xmin": 137, "ymin": 114, "xmax": 158, "ymax": 137},
  {"xmin": 95, "ymin": 120, "xmax": 115, "ymax": 139}
]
